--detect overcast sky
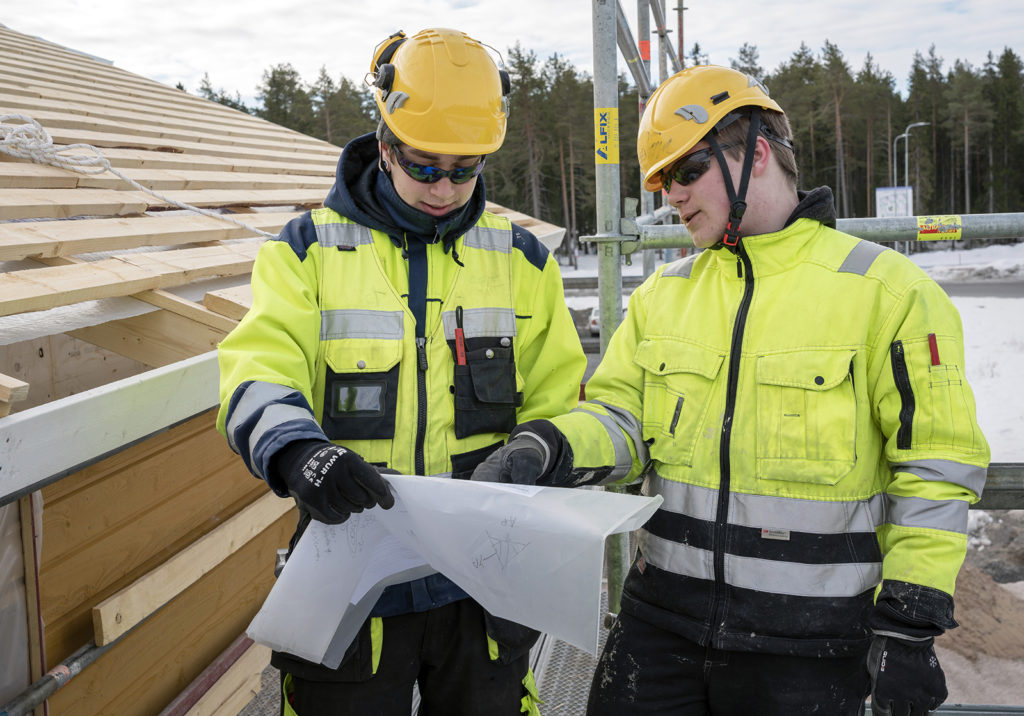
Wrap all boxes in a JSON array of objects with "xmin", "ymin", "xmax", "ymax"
[{"xmin": 5, "ymin": 1, "xmax": 1021, "ymax": 107}]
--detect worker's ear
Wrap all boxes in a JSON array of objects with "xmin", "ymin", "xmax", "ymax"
[{"xmin": 750, "ymin": 135, "xmax": 772, "ymax": 177}]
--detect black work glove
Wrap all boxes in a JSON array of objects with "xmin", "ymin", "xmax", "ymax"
[
  {"xmin": 471, "ymin": 420, "xmax": 566, "ymax": 485},
  {"xmin": 867, "ymin": 634, "xmax": 947, "ymax": 716},
  {"xmin": 272, "ymin": 440, "xmax": 395, "ymax": 524}
]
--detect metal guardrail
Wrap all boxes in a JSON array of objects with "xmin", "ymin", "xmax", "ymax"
[{"xmin": 610, "ymin": 209, "xmax": 1024, "ymax": 251}]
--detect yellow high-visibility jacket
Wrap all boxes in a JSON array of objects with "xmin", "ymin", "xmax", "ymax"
[
  {"xmin": 217, "ymin": 207, "xmax": 585, "ymax": 489},
  {"xmin": 550, "ymin": 211, "xmax": 989, "ymax": 657}
]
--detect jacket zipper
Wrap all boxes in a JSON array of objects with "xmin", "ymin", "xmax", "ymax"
[
  {"xmin": 890, "ymin": 340, "xmax": 915, "ymax": 450},
  {"xmin": 706, "ymin": 245, "xmax": 755, "ymax": 646},
  {"xmin": 415, "ymin": 337, "xmax": 428, "ymax": 475}
]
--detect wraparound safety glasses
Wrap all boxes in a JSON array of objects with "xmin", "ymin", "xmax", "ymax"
[
  {"xmin": 662, "ymin": 143, "xmax": 738, "ymax": 191},
  {"xmin": 391, "ymin": 146, "xmax": 486, "ymax": 185}
]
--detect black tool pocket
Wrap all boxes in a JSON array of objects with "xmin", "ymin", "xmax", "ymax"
[
  {"xmin": 321, "ymin": 333, "xmax": 402, "ymax": 443},
  {"xmin": 452, "ymin": 341, "xmax": 522, "ymax": 439}
]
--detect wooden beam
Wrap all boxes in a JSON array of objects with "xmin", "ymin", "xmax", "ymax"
[
  {"xmin": 0, "ymin": 213, "xmax": 288, "ymax": 262},
  {"xmin": 202, "ymin": 285, "xmax": 253, "ymax": 321},
  {"xmin": 0, "ymin": 162, "xmax": 333, "ymax": 192},
  {"xmin": 0, "ymin": 372, "xmax": 30, "ymax": 403},
  {"xmin": 0, "ymin": 241, "xmax": 261, "ymax": 316},
  {"xmin": 0, "ymin": 187, "xmax": 323, "ymax": 221},
  {"xmin": 91, "ymin": 491, "xmax": 294, "ymax": 645},
  {"xmin": 69, "ymin": 309, "xmax": 228, "ymax": 367},
  {"xmin": 135, "ymin": 290, "xmax": 239, "ymax": 334}
]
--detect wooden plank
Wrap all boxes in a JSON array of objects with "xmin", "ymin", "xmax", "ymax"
[
  {"xmin": 0, "ymin": 241, "xmax": 261, "ymax": 316},
  {"xmin": 202, "ymin": 284, "xmax": 253, "ymax": 320},
  {"xmin": 183, "ymin": 642, "xmax": 271, "ymax": 716},
  {"xmin": 0, "ymin": 162, "xmax": 334, "ymax": 192},
  {"xmin": 0, "ymin": 372, "xmax": 29, "ymax": 403},
  {"xmin": 19, "ymin": 107, "xmax": 341, "ymax": 157},
  {"xmin": 0, "ymin": 187, "xmax": 149, "ymax": 220},
  {"xmin": 0, "ymin": 186, "xmax": 322, "ymax": 220},
  {"xmin": 69, "ymin": 309, "xmax": 229, "ymax": 367},
  {"xmin": 0, "ymin": 213, "xmax": 287, "ymax": 262},
  {"xmin": 0, "ymin": 90, "xmax": 328, "ymax": 148},
  {"xmin": 92, "ymin": 491, "xmax": 293, "ymax": 645},
  {"xmin": 135, "ymin": 290, "xmax": 239, "ymax": 334},
  {"xmin": 93, "ymin": 147, "xmax": 337, "ymax": 176},
  {"xmin": 36, "ymin": 124, "xmax": 338, "ymax": 166}
]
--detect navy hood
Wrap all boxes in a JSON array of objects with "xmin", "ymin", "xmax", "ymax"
[{"xmin": 323, "ymin": 133, "xmax": 487, "ymax": 252}]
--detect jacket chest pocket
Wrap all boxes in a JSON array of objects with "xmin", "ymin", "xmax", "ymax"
[
  {"xmin": 452, "ymin": 341, "xmax": 523, "ymax": 439},
  {"xmin": 322, "ymin": 339, "xmax": 401, "ymax": 441},
  {"xmin": 634, "ymin": 340, "xmax": 724, "ymax": 467},
  {"xmin": 755, "ymin": 349, "xmax": 857, "ymax": 485}
]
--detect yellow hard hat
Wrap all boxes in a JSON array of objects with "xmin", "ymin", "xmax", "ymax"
[
  {"xmin": 370, "ymin": 28, "xmax": 509, "ymax": 155},
  {"xmin": 638, "ymin": 65, "xmax": 783, "ymax": 191}
]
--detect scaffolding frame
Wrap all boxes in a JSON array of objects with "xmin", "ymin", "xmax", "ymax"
[{"xmin": 588, "ymin": 2, "xmax": 1024, "ymax": 712}]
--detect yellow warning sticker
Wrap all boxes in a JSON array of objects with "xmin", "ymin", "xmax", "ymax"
[
  {"xmin": 917, "ymin": 215, "xmax": 962, "ymax": 241},
  {"xmin": 594, "ymin": 108, "xmax": 619, "ymax": 164}
]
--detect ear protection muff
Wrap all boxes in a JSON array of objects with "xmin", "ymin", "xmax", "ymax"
[
  {"xmin": 499, "ymin": 69, "xmax": 511, "ymax": 96},
  {"xmin": 370, "ymin": 31, "xmax": 406, "ymax": 95},
  {"xmin": 374, "ymin": 63, "xmax": 396, "ymax": 94}
]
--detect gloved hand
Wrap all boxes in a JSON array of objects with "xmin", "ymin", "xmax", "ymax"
[
  {"xmin": 471, "ymin": 420, "xmax": 564, "ymax": 485},
  {"xmin": 272, "ymin": 440, "xmax": 394, "ymax": 524},
  {"xmin": 867, "ymin": 634, "xmax": 947, "ymax": 716}
]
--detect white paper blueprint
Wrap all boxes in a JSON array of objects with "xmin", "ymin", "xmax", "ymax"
[{"xmin": 247, "ymin": 476, "xmax": 662, "ymax": 666}]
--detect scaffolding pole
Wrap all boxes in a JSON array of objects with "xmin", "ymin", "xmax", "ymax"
[{"xmin": 592, "ymin": 0, "xmax": 631, "ymax": 623}]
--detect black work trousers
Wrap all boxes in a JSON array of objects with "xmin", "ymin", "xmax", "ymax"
[
  {"xmin": 282, "ymin": 599, "xmax": 530, "ymax": 716},
  {"xmin": 587, "ymin": 610, "xmax": 871, "ymax": 716}
]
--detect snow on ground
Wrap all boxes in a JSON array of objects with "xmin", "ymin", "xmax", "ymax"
[{"xmin": 558, "ymin": 241, "xmax": 1024, "ymax": 461}]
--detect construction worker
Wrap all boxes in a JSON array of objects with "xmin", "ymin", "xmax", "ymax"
[
  {"xmin": 217, "ymin": 27, "xmax": 585, "ymax": 716},
  {"xmin": 472, "ymin": 65, "xmax": 989, "ymax": 715}
]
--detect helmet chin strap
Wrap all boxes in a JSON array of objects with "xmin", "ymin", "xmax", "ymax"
[{"xmin": 706, "ymin": 107, "xmax": 762, "ymax": 250}]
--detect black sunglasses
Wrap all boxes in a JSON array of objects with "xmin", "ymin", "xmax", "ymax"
[
  {"xmin": 391, "ymin": 146, "xmax": 486, "ymax": 185},
  {"xmin": 662, "ymin": 143, "xmax": 737, "ymax": 191}
]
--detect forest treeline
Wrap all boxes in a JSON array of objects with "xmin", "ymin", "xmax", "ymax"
[{"xmin": 195, "ymin": 40, "xmax": 1024, "ymax": 242}]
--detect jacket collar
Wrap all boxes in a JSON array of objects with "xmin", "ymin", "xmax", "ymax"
[{"xmin": 710, "ymin": 186, "xmax": 838, "ymax": 278}]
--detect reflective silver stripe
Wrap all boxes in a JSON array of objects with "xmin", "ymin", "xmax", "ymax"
[
  {"xmin": 314, "ymin": 221, "xmax": 374, "ymax": 248},
  {"xmin": 647, "ymin": 471, "xmax": 886, "ymax": 533},
  {"xmin": 641, "ymin": 518, "xmax": 881, "ymax": 597},
  {"xmin": 644, "ymin": 473, "xmax": 719, "ymax": 522},
  {"xmin": 247, "ymin": 403, "xmax": 321, "ymax": 479},
  {"xmin": 662, "ymin": 254, "xmax": 699, "ymax": 278},
  {"xmin": 226, "ymin": 381, "xmax": 301, "ymax": 453},
  {"xmin": 592, "ymin": 400, "xmax": 648, "ymax": 465},
  {"xmin": 838, "ymin": 240, "xmax": 887, "ymax": 275},
  {"xmin": 442, "ymin": 307, "xmax": 517, "ymax": 338},
  {"xmin": 569, "ymin": 405, "xmax": 633, "ymax": 480},
  {"xmin": 891, "ymin": 458, "xmax": 987, "ymax": 497},
  {"xmin": 463, "ymin": 225, "xmax": 511, "ymax": 253},
  {"xmin": 725, "ymin": 553, "xmax": 881, "ymax": 598},
  {"xmin": 639, "ymin": 529, "xmax": 715, "ymax": 581},
  {"xmin": 321, "ymin": 310, "xmax": 405, "ymax": 340},
  {"xmin": 887, "ymin": 494, "xmax": 970, "ymax": 534},
  {"xmin": 731, "ymin": 491, "xmax": 885, "ymax": 534}
]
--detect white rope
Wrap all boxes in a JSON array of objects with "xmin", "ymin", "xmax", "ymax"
[{"xmin": 0, "ymin": 113, "xmax": 278, "ymax": 238}]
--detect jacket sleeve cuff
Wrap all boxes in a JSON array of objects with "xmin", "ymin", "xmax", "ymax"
[{"xmin": 868, "ymin": 579, "xmax": 958, "ymax": 638}]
